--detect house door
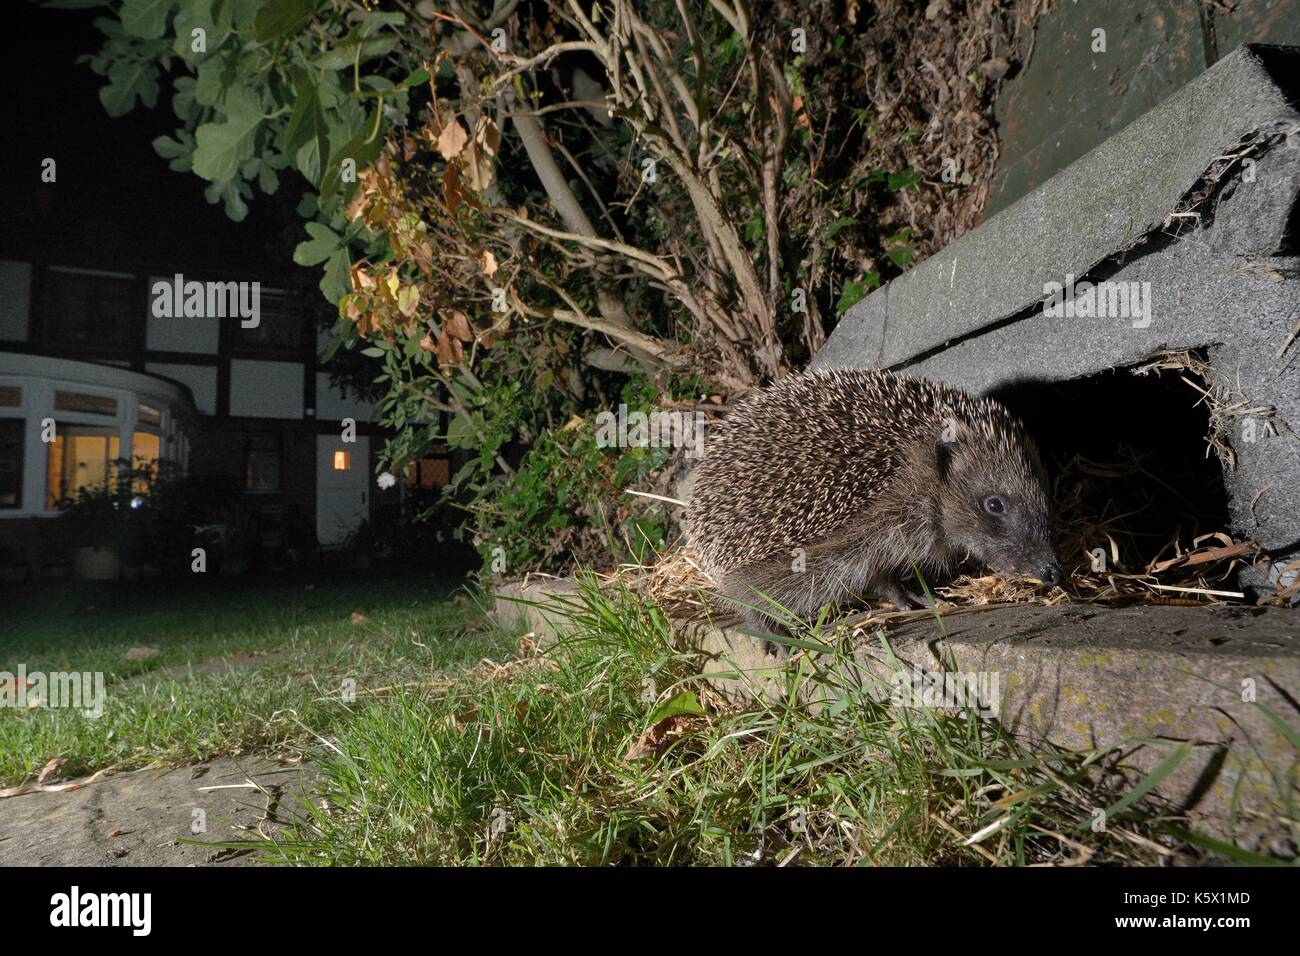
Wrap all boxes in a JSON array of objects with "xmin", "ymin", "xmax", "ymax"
[{"xmin": 316, "ymin": 435, "xmax": 369, "ymax": 547}]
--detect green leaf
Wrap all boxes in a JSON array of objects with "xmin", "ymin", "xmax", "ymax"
[
  {"xmin": 887, "ymin": 167, "xmax": 922, "ymax": 192},
  {"xmin": 192, "ymin": 85, "xmax": 262, "ymax": 182},
  {"xmin": 313, "ymin": 34, "xmax": 399, "ymax": 71},
  {"xmin": 253, "ymin": 0, "xmax": 324, "ymax": 42},
  {"xmin": 400, "ymin": 68, "xmax": 429, "ymax": 89},
  {"xmin": 835, "ymin": 282, "xmax": 864, "ymax": 315},
  {"xmin": 99, "ymin": 59, "xmax": 159, "ymax": 116},
  {"xmin": 283, "ymin": 70, "xmax": 330, "ymax": 186},
  {"xmin": 319, "ymin": 247, "xmax": 351, "ymax": 303},
  {"xmin": 645, "ymin": 691, "xmax": 706, "ymax": 726},
  {"xmin": 319, "ymin": 120, "xmax": 383, "ymax": 205},
  {"xmin": 120, "ymin": 0, "xmax": 175, "ymax": 39},
  {"xmin": 294, "ymin": 222, "xmax": 341, "ymax": 266}
]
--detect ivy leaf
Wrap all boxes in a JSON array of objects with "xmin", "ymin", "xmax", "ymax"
[
  {"xmin": 99, "ymin": 59, "xmax": 160, "ymax": 117},
  {"xmin": 203, "ymin": 178, "xmax": 250, "ymax": 222},
  {"xmin": 192, "ymin": 85, "xmax": 262, "ymax": 182},
  {"xmin": 120, "ymin": 0, "xmax": 175, "ymax": 39},
  {"xmin": 293, "ymin": 222, "xmax": 341, "ymax": 266}
]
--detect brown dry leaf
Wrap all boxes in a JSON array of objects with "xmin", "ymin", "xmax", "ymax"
[
  {"xmin": 418, "ymin": 333, "xmax": 436, "ymax": 353},
  {"xmin": 436, "ymin": 331, "xmax": 464, "ymax": 369},
  {"xmin": 349, "ymin": 610, "xmax": 369, "ymax": 625},
  {"xmin": 37, "ymin": 757, "xmax": 66, "ymax": 785},
  {"xmin": 444, "ymin": 309, "xmax": 473, "ymax": 342},
  {"xmin": 107, "ymin": 828, "xmax": 124, "ymax": 838},
  {"xmin": 436, "ymin": 118, "xmax": 469, "ymax": 161},
  {"xmin": 442, "ymin": 164, "xmax": 466, "ymax": 216},
  {"xmin": 459, "ymin": 140, "xmax": 492, "ymax": 192},
  {"xmin": 480, "ymin": 250, "xmax": 498, "ymax": 277},
  {"xmin": 474, "ymin": 116, "xmax": 500, "ymax": 158},
  {"xmin": 624, "ymin": 714, "xmax": 694, "ymax": 762},
  {"xmin": 560, "ymin": 414, "xmax": 585, "ymax": 432},
  {"xmin": 126, "ymin": 647, "xmax": 160, "ymax": 661}
]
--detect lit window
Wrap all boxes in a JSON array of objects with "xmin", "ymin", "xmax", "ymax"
[
  {"xmin": 47, "ymin": 426, "xmax": 120, "ymax": 507},
  {"xmin": 131, "ymin": 432, "xmax": 160, "ymax": 465},
  {"xmin": 333, "ymin": 450, "xmax": 350, "ymax": 470}
]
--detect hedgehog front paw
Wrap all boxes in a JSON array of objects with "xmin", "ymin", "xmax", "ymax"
[{"xmin": 880, "ymin": 581, "xmax": 934, "ymax": 612}]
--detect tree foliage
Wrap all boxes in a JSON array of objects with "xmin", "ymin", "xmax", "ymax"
[{"xmin": 73, "ymin": 0, "xmax": 1017, "ymax": 573}]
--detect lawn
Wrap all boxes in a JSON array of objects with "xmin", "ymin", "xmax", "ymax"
[
  {"xmin": 0, "ymin": 568, "xmax": 511, "ymax": 786},
  {"xmin": 2, "ymin": 572, "xmax": 1288, "ymax": 865}
]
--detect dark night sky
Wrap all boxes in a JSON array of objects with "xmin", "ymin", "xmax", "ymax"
[{"xmin": 1, "ymin": 1, "xmax": 302, "ymax": 281}]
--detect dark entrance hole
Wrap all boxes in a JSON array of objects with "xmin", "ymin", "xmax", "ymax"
[{"xmin": 988, "ymin": 360, "xmax": 1232, "ymax": 582}]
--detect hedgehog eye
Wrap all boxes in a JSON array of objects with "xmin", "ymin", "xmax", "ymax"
[{"xmin": 983, "ymin": 496, "xmax": 1005, "ymax": 515}]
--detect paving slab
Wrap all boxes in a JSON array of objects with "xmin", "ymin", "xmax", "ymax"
[{"xmin": 0, "ymin": 757, "xmax": 311, "ymax": 866}]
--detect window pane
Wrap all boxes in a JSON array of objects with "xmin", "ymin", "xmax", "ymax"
[
  {"xmin": 132, "ymin": 431, "xmax": 160, "ymax": 464},
  {"xmin": 47, "ymin": 426, "xmax": 119, "ymax": 507},
  {"xmin": 234, "ymin": 288, "xmax": 305, "ymax": 351},
  {"xmin": 245, "ymin": 435, "xmax": 281, "ymax": 491},
  {"xmin": 44, "ymin": 270, "xmax": 136, "ymax": 349},
  {"xmin": 0, "ymin": 419, "xmax": 22, "ymax": 508},
  {"xmin": 137, "ymin": 403, "xmax": 162, "ymax": 427},
  {"xmin": 403, "ymin": 456, "xmax": 449, "ymax": 490},
  {"xmin": 55, "ymin": 391, "xmax": 118, "ymax": 416},
  {"xmin": 0, "ymin": 386, "xmax": 20, "ymax": 407}
]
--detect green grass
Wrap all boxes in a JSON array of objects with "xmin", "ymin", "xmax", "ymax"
[
  {"xmin": 0, "ymin": 569, "xmax": 512, "ymax": 786},
  {"xmin": 259, "ymin": 575, "xmax": 1267, "ymax": 866},
  {"xmin": 7, "ymin": 571, "xmax": 1293, "ymax": 865}
]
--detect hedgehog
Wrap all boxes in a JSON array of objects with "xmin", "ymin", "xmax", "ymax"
[{"xmin": 685, "ymin": 368, "xmax": 1061, "ymax": 638}]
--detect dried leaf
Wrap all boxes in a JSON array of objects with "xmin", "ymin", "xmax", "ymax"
[
  {"xmin": 442, "ymin": 164, "xmax": 466, "ymax": 216},
  {"xmin": 436, "ymin": 331, "xmax": 463, "ymax": 369},
  {"xmin": 444, "ymin": 309, "xmax": 473, "ymax": 342},
  {"xmin": 37, "ymin": 757, "xmax": 66, "ymax": 785},
  {"xmin": 436, "ymin": 119, "xmax": 468, "ymax": 161},
  {"xmin": 397, "ymin": 285, "xmax": 420, "ymax": 318},
  {"xmin": 624, "ymin": 714, "xmax": 695, "ymax": 762},
  {"xmin": 480, "ymin": 250, "xmax": 498, "ymax": 277}
]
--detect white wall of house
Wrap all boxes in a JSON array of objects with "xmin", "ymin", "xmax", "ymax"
[
  {"xmin": 314, "ymin": 373, "xmax": 372, "ymax": 423},
  {"xmin": 144, "ymin": 362, "xmax": 218, "ymax": 415},
  {"xmin": 146, "ymin": 276, "xmax": 221, "ymax": 353},
  {"xmin": 315, "ymin": 434, "xmax": 369, "ymax": 546},
  {"xmin": 229, "ymin": 359, "xmax": 304, "ymax": 419}
]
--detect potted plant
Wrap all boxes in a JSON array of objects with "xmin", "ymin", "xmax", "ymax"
[{"xmin": 59, "ymin": 478, "xmax": 131, "ymax": 581}]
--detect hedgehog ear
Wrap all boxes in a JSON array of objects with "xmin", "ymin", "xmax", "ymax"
[{"xmin": 935, "ymin": 438, "xmax": 956, "ymax": 484}]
